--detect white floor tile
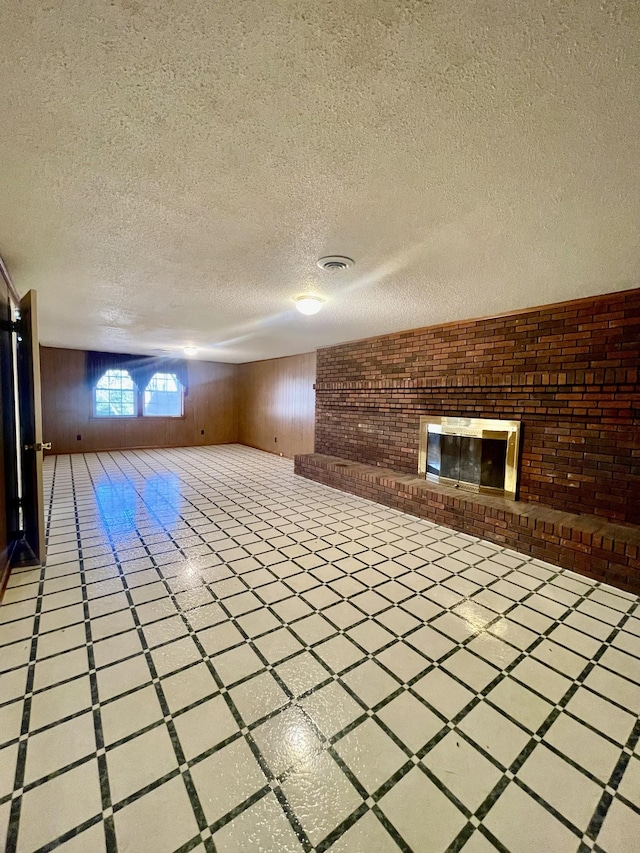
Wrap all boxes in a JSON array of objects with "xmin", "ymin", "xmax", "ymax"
[
  {"xmin": 213, "ymin": 792, "xmax": 304, "ymax": 852},
  {"xmin": 543, "ymin": 714, "xmax": 621, "ymax": 781},
  {"xmin": 280, "ymin": 750, "xmax": 362, "ymax": 847},
  {"xmin": 17, "ymin": 760, "xmax": 102, "ymax": 853},
  {"xmin": 252, "ymin": 706, "xmax": 322, "ymax": 776},
  {"xmin": 107, "ymin": 723, "xmax": 178, "ymax": 803},
  {"xmin": 423, "ymin": 730, "xmax": 503, "ymax": 811},
  {"xmin": 335, "ymin": 717, "xmax": 408, "ymax": 793},
  {"xmin": 518, "ymin": 743, "xmax": 603, "ymax": 828},
  {"xmin": 329, "ymin": 810, "xmax": 399, "ymax": 853},
  {"xmin": 458, "ymin": 702, "xmax": 530, "ymax": 769},
  {"xmin": 24, "ymin": 711, "xmax": 96, "ymax": 784},
  {"xmin": 483, "ymin": 782, "xmax": 578, "ymax": 852},
  {"xmin": 173, "ymin": 694, "xmax": 238, "ymax": 761},
  {"xmin": 379, "ymin": 767, "xmax": 467, "ymax": 852},
  {"xmin": 191, "ymin": 737, "xmax": 267, "ymax": 825},
  {"xmin": 377, "ymin": 690, "xmax": 443, "ymax": 753},
  {"xmin": 113, "ymin": 775, "xmax": 199, "ymax": 853}
]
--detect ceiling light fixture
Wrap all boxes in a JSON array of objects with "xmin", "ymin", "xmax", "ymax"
[
  {"xmin": 294, "ymin": 294, "xmax": 324, "ymax": 315},
  {"xmin": 183, "ymin": 345, "xmax": 198, "ymax": 357}
]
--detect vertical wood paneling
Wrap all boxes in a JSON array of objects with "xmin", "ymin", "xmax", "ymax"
[
  {"xmin": 238, "ymin": 352, "xmax": 316, "ymax": 458},
  {"xmin": 40, "ymin": 346, "xmax": 239, "ymax": 454}
]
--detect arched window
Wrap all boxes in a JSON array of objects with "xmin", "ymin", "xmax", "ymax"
[
  {"xmin": 94, "ymin": 369, "xmax": 137, "ymax": 417},
  {"xmin": 143, "ymin": 372, "xmax": 184, "ymax": 417}
]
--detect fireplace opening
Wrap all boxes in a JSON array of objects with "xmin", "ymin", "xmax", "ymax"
[
  {"xmin": 419, "ymin": 417, "xmax": 521, "ymax": 499},
  {"xmin": 428, "ymin": 434, "xmax": 507, "ymax": 490}
]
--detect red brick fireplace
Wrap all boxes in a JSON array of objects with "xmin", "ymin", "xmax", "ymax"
[{"xmin": 295, "ymin": 288, "xmax": 640, "ymax": 593}]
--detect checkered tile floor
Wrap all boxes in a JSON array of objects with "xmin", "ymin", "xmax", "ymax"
[{"xmin": 1, "ymin": 445, "xmax": 639, "ymax": 853}]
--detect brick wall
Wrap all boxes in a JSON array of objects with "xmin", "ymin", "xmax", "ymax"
[{"xmin": 315, "ymin": 289, "xmax": 640, "ymax": 525}]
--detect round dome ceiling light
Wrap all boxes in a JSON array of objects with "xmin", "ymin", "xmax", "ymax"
[
  {"xmin": 294, "ymin": 294, "xmax": 324, "ymax": 315},
  {"xmin": 183, "ymin": 345, "xmax": 198, "ymax": 357},
  {"xmin": 317, "ymin": 255, "xmax": 354, "ymax": 272}
]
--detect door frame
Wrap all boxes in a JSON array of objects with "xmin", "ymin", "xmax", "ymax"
[
  {"xmin": 17, "ymin": 289, "xmax": 46, "ymax": 565},
  {"xmin": 0, "ymin": 257, "xmax": 23, "ymax": 594}
]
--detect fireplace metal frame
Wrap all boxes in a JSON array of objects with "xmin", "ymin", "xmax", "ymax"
[{"xmin": 418, "ymin": 416, "xmax": 522, "ymax": 500}]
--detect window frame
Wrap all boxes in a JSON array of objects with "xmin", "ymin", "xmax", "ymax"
[
  {"xmin": 93, "ymin": 368, "xmax": 139, "ymax": 419},
  {"xmin": 142, "ymin": 372, "xmax": 185, "ymax": 418},
  {"xmin": 92, "ymin": 369, "xmax": 186, "ymax": 420}
]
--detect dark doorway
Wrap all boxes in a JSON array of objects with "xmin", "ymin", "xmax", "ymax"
[{"xmin": 0, "ymin": 266, "xmax": 21, "ymax": 588}]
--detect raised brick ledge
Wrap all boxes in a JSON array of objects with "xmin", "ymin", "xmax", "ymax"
[{"xmin": 294, "ymin": 453, "xmax": 640, "ymax": 595}]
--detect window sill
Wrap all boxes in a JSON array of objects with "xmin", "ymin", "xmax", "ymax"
[{"xmin": 90, "ymin": 415, "xmax": 187, "ymax": 421}]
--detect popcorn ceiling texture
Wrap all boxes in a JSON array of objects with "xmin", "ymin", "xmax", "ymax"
[
  {"xmin": 312, "ymin": 289, "xmax": 640, "ymax": 526},
  {"xmin": 0, "ymin": 1, "xmax": 639, "ymax": 362}
]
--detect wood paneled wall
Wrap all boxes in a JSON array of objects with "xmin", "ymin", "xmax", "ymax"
[
  {"xmin": 40, "ymin": 347, "xmax": 316, "ymax": 459},
  {"xmin": 238, "ymin": 352, "xmax": 316, "ymax": 458},
  {"xmin": 40, "ymin": 347, "xmax": 239, "ymax": 455}
]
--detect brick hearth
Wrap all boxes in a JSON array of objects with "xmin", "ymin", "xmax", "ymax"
[{"xmin": 295, "ymin": 453, "xmax": 640, "ymax": 594}]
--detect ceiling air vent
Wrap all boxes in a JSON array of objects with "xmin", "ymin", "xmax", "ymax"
[{"xmin": 317, "ymin": 256, "xmax": 354, "ymax": 272}]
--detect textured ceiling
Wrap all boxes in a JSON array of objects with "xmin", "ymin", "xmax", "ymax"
[{"xmin": 1, "ymin": 1, "xmax": 639, "ymax": 363}]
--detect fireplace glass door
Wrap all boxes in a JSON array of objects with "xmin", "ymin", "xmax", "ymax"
[
  {"xmin": 427, "ymin": 434, "xmax": 507, "ymax": 490},
  {"xmin": 419, "ymin": 417, "xmax": 521, "ymax": 499}
]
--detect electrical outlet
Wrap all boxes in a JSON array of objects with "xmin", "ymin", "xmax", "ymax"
[
  {"xmin": 201, "ymin": 430, "xmax": 205, "ymax": 435},
  {"xmin": 77, "ymin": 434, "xmax": 82, "ymax": 441},
  {"xmin": 274, "ymin": 437, "xmax": 277, "ymax": 443}
]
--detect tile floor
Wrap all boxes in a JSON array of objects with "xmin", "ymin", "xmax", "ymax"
[{"xmin": 0, "ymin": 444, "xmax": 639, "ymax": 853}]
